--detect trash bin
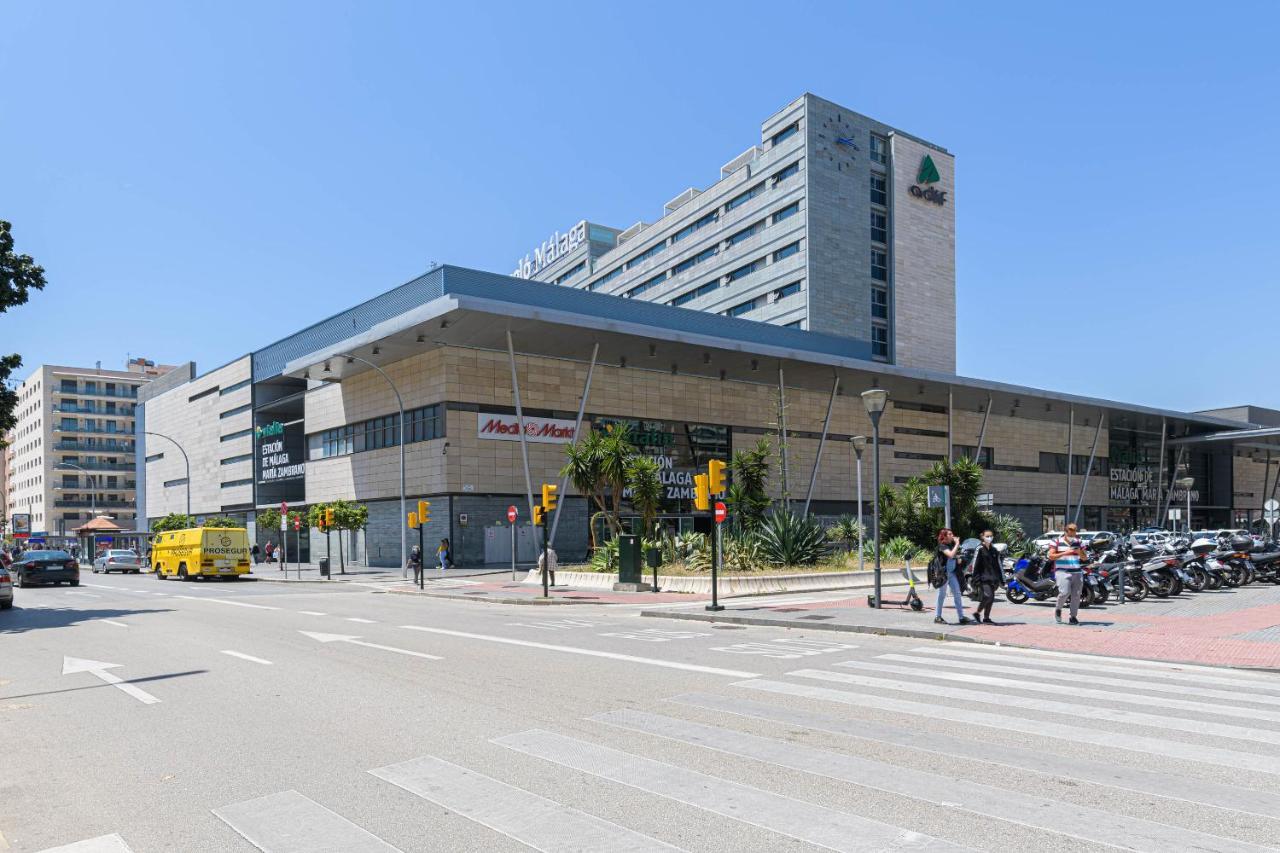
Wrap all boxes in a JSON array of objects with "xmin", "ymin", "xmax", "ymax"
[
  {"xmin": 617, "ymin": 534, "xmax": 641, "ymax": 584},
  {"xmin": 319, "ymin": 557, "xmax": 330, "ymax": 578}
]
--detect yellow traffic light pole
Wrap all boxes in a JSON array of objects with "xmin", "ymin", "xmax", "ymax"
[{"xmin": 537, "ymin": 484, "xmax": 557, "ymax": 598}]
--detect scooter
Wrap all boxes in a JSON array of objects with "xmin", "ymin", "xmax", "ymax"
[{"xmin": 872, "ymin": 559, "xmax": 925, "ymax": 611}]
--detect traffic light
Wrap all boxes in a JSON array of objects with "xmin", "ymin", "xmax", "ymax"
[
  {"xmin": 324, "ymin": 507, "xmax": 335, "ymax": 530},
  {"xmin": 533, "ymin": 505, "xmax": 546, "ymax": 526},
  {"xmin": 541, "ymin": 483, "xmax": 558, "ymax": 512},
  {"xmin": 407, "ymin": 511, "xmax": 419, "ymax": 529},
  {"xmin": 418, "ymin": 500, "xmax": 431, "ymax": 524},
  {"xmin": 707, "ymin": 459, "xmax": 726, "ymax": 495},
  {"xmin": 694, "ymin": 473, "xmax": 710, "ymax": 511}
]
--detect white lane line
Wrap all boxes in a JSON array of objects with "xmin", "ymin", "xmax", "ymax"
[
  {"xmin": 399, "ymin": 625, "xmax": 759, "ymax": 678},
  {"xmin": 839, "ymin": 659, "xmax": 1280, "ymax": 723},
  {"xmin": 948, "ymin": 643, "xmax": 1280, "ymax": 681},
  {"xmin": 876, "ymin": 652, "xmax": 1280, "ymax": 708},
  {"xmin": 799, "ymin": 667, "xmax": 1280, "ymax": 746},
  {"xmin": 495, "ymin": 730, "xmax": 964, "ymax": 853},
  {"xmin": 738, "ymin": 679, "xmax": 1280, "ymax": 775},
  {"xmin": 100, "ymin": 620, "xmax": 129, "ymax": 628},
  {"xmin": 345, "ymin": 617, "xmax": 376, "ymax": 623},
  {"xmin": 174, "ymin": 595, "xmax": 279, "ymax": 610},
  {"xmin": 82, "ymin": 584, "xmax": 151, "ymax": 596},
  {"xmin": 221, "ymin": 650, "xmax": 273, "ymax": 666},
  {"xmin": 214, "ymin": 789, "xmax": 402, "ymax": 852},
  {"xmin": 299, "ymin": 631, "xmax": 442, "ymax": 661},
  {"xmin": 297, "ymin": 611, "xmax": 327, "ymax": 616},
  {"xmin": 66, "ymin": 591, "xmax": 102, "ymax": 598},
  {"xmin": 907, "ymin": 645, "xmax": 1280, "ymax": 693},
  {"xmin": 670, "ymin": 692, "xmax": 1280, "ymax": 822},
  {"xmin": 595, "ymin": 709, "xmax": 1268, "ymax": 853},
  {"xmin": 370, "ymin": 756, "xmax": 686, "ymax": 852},
  {"xmin": 35, "ymin": 833, "xmax": 136, "ymax": 852}
]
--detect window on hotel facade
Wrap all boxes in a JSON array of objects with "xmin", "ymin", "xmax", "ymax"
[
  {"xmin": 727, "ymin": 259, "xmax": 762, "ymax": 282},
  {"xmin": 871, "ymin": 249, "xmax": 888, "ymax": 281},
  {"xmin": 872, "ymin": 325, "xmax": 889, "ymax": 358},
  {"xmin": 671, "ymin": 281, "xmax": 719, "ymax": 307},
  {"xmin": 727, "ymin": 221, "xmax": 764, "ymax": 247},
  {"xmin": 773, "ymin": 242, "xmax": 800, "ymax": 262},
  {"xmin": 727, "ymin": 297, "xmax": 760, "ymax": 317},
  {"xmin": 626, "ymin": 241, "xmax": 667, "ymax": 269},
  {"xmin": 870, "ymin": 210, "xmax": 888, "ymax": 244},
  {"xmin": 627, "ymin": 272, "xmax": 666, "ymax": 298},
  {"xmin": 596, "ymin": 265, "xmax": 624, "ymax": 286},
  {"xmin": 773, "ymin": 281, "xmax": 801, "ymax": 301},
  {"xmin": 771, "ymin": 161, "xmax": 800, "ymax": 185},
  {"xmin": 726, "ymin": 182, "xmax": 765, "ymax": 211},
  {"xmin": 554, "ymin": 260, "xmax": 586, "ymax": 285},
  {"xmin": 772, "ymin": 202, "xmax": 799, "ymax": 224},
  {"xmin": 673, "ymin": 246, "xmax": 717, "ymax": 275},
  {"xmin": 871, "ymin": 287, "xmax": 888, "ymax": 319},
  {"xmin": 870, "ymin": 173, "xmax": 887, "ymax": 205},
  {"xmin": 672, "ymin": 211, "xmax": 718, "ymax": 243},
  {"xmin": 770, "ymin": 122, "xmax": 799, "ymax": 146},
  {"xmin": 870, "ymin": 134, "xmax": 887, "ymax": 165}
]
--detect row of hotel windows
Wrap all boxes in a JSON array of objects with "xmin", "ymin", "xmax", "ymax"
[
  {"xmin": 870, "ymin": 156, "xmax": 889, "ymax": 359},
  {"xmin": 725, "ymin": 281, "xmax": 803, "ymax": 317},
  {"xmin": 571, "ymin": 159, "xmax": 803, "ymax": 291},
  {"xmin": 312, "ymin": 403, "xmax": 444, "ymax": 459},
  {"xmin": 669, "ymin": 241, "xmax": 801, "ymax": 308}
]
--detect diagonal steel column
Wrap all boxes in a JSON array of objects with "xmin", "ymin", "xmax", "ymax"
[
  {"xmin": 802, "ymin": 373, "xmax": 840, "ymax": 517},
  {"xmin": 778, "ymin": 366, "xmax": 790, "ymax": 512},
  {"xmin": 1261, "ymin": 451, "xmax": 1274, "ymax": 523},
  {"xmin": 506, "ymin": 331, "xmax": 537, "ymax": 527},
  {"xmin": 549, "ymin": 343, "xmax": 599, "ymax": 548},
  {"xmin": 1160, "ymin": 445, "xmax": 1187, "ymax": 526},
  {"xmin": 974, "ymin": 395, "xmax": 992, "ymax": 465},
  {"xmin": 947, "ymin": 388, "xmax": 954, "ymax": 463},
  {"xmin": 1064, "ymin": 407, "xmax": 1074, "ymax": 528},
  {"xmin": 1153, "ymin": 418, "xmax": 1167, "ymax": 527},
  {"xmin": 1073, "ymin": 412, "xmax": 1105, "ymax": 526}
]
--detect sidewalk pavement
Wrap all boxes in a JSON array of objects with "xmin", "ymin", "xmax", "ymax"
[
  {"xmin": 245, "ymin": 562, "xmax": 523, "ymax": 585},
  {"xmin": 384, "ymin": 574, "xmax": 712, "ymax": 605},
  {"xmin": 641, "ymin": 582, "xmax": 1280, "ymax": 670}
]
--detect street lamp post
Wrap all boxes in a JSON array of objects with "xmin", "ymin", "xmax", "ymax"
[
  {"xmin": 145, "ymin": 431, "xmax": 190, "ymax": 518},
  {"xmin": 851, "ymin": 436, "xmax": 866, "ymax": 575},
  {"xmin": 1178, "ymin": 476, "xmax": 1195, "ymax": 533},
  {"xmin": 332, "ymin": 353, "xmax": 407, "ymax": 578},
  {"xmin": 54, "ymin": 461, "xmax": 96, "ymax": 557},
  {"xmin": 861, "ymin": 389, "xmax": 889, "ymax": 608}
]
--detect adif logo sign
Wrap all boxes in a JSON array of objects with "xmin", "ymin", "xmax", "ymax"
[
  {"xmin": 477, "ymin": 412, "xmax": 578, "ymax": 444},
  {"xmin": 512, "ymin": 220, "xmax": 587, "ymax": 279},
  {"xmin": 908, "ymin": 154, "xmax": 947, "ymax": 205}
]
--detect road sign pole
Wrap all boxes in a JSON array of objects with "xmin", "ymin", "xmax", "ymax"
[
  {"xmin": 418, "ymin": 518, "xmax": 425, "ymax": 589},
  {"xmin": 541, "ymin": 520, "xmax": 550, "ymax": 599},
  {"xmin": 508, "ymin": 506, "xmax": 519, "ymax": 581},
  {"xmin": 708, "ymin": 501, "xmax": 726, "ymax": 612}
]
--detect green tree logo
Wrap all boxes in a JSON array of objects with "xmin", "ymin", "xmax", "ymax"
[{"xmin": 917, "ymin": 155, "xmax": 941, "ymax": 185}]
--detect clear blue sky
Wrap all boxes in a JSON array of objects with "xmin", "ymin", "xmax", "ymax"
[{"xmin": 3, "ymin": 1, "xmax": 1277, "ymax": 412}]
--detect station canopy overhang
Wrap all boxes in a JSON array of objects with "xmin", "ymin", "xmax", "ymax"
[
  {"xmin": 273, "ymin": 265, "xmax": 1254, "ymax": 439},
  {"xmin": 1170, "ymin": 426, "xmax": 1280, "ymax": 458}
]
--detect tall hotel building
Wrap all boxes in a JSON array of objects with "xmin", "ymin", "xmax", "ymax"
[{"xmin": 513, "ymin": 93, "xmax": 955, "ymax": 372}]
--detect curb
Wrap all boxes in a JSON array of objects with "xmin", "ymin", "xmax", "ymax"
[{"xmin": 386, "ymin": 589, "xmax": 606, "ymax": 605}]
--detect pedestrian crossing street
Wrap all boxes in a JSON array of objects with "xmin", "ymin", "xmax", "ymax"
[{"xmin": 42, "ymin": 642, "xmax": 1280, "ymax": 852}]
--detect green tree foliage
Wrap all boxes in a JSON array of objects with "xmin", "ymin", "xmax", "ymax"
[
  {"xmin": 562, "ymin": 424, "xmax": 667, "ymax": 546},
  {"xmin": 922, "ymin": 457, "xmax": 985, "ymax": 538},
  {"xmin": 202, "ymin": 517, "xmax": 243, "ymax": 529},
  {"xmin": 825, "ymin": 514, "xmax": 864, "ymax": 551},
  {"xmin": 624, "ymin": 455, "xmax": 663, "ymax": 536},
  {"xmin": 150, "ymin": 513, "xmax": 195, "ymax": 532},
  {"xmin": 255, "ymin": 508, "xmax": 282, "ymax": 532},
  {"xmin": 755, "ymin": 509, "xmax": 826, "ymax": 567},
  {"xmin": 727, "ymin": 438, "xmax": 772, "ymax": 535},
  {"xmin": 0, "ymin": 221, "xmax": 48, "ymax": 443},
  {"xmin": 329, "ymin": 499, "xmax": 368, "ymax": 532},
  {"xmin": 879, "ymin": 457, "xmax": 992, "ymax": 551}
]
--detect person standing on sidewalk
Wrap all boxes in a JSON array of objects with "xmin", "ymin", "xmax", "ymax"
[
  {"xmin": 436, "ymin": 539, "xmax": 450, "ymax": 572},
  {"xmin": 933, "ymin": 528, "xmax": 971, "ymax": 625},
  {"xmin": 409, "ymin": 545, "xmax": 423, "ymax": 584},
  {"xmin": 1049, "ymin": 522, "xmax": 1085, "ymax": 625},
  {"xmin": 972, "ymin": 529, "xmax": 1001, "ymax": 624}
]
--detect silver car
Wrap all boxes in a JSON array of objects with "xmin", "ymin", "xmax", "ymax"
[
  {"xmin": 0, "ymin": 562, "xmax": 12, "ymax": 609},
  {"xmin": 93, "ymin": 549, "xmax": 142, "ymax": 574}
]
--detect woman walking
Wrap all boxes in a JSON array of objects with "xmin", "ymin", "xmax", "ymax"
[
  {"xmin": 972, "ymin": 529, "xmax": 1001, "ymax": 624},
  {"xmin": 934, "ymin": 528, "xmax": 972, "ymax": 625}
]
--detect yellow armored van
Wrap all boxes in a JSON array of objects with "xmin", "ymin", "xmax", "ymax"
[{"xmin": 152, "ymin": 527, "xmax": 252, "ymax": 581}]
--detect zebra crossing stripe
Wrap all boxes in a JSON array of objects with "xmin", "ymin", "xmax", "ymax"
[
  {"xmin": 592, "ymin": 709, "xmax": 1270, "ymax": 853},
  {"xmin": 493, "ymin": 729, "xmax": 967, "ymax": 853},
  {"xmin": 835, "ymin": 659, "xmax": 1280, "ymax": 724},
  {"xmin": 214, "ymin": 790, "xmax": 401, "ymax": 852},
  {"xmin": 907, "ymin": 645, "xmax": 1280, "ymax": 693},
  {"xmin": 667, "ymin": 692, "xmax": 1280, "ymax": 822},
  {"xmin": 803, "ymin": 666, "xmax": 1280, "ymax": 746},
  {"xmin": 874, "ymin": 652, "xmax": 1280, "ymax": 708},
  {"xmin": 370, "ymin": 755, "xmax": 685, "ymax": 852},
  {"xmin": 735, "ymin": 679, "xmax": 1280, "ymax": 776},
  {"xmin": 927, "ymin": 643, "xmax": 1280, "ymax": 682},
  {"xmin": 35, "ymin": 835, "xmax": 135, "ymax": 853}
]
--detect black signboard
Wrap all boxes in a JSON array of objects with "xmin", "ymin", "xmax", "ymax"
[{"xmin": 255, "ymin": 419, "xmax": 305, "ymax": 505}]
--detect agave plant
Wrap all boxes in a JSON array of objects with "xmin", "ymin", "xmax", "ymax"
[
  {"xmin": 825, "ymin": 515, "xmax": 864, "ymax": 552},
  {"xmin": 588, "ymin": 539, "xmax": 620, "ymax": 573},
  {"xmin": 722, "ymin": 533, "xmax": 765, "ymax": 573},
  {"xmin": 881, "ymin": 536, "xmax": 920, "ymax": 565},
  {"xmin": 755, "ymin": 509, "xmax": 826, "ymax": 567}
]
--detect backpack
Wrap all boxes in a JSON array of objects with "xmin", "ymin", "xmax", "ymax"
[{"xmin": 927, "ymin": 552, "xmax": 946, "ymax": 588}]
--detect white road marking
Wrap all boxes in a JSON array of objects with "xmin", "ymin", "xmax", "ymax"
[
  {"xmin": 221, "ymin": 650, "xmax": 273, "ymax": 665},
  {"xmin": 345, "ymin": 617, "xmax": 376, "ymax": 623},
  {"xmin": 738, "ymin": 679, "xmax": 1280, "ymax": 775},
  {"xmin": 399, "ymin": 625, "xmax": 760, "ymax": 678},
  {"xmin": 297, "ymin": 610, "xmax": 327, "ymax": 616},
  {"xmin": 596, "ymin": 709, "xmax": 1269, "ymax": 853},
  {"xmin": 35, "ymin": 834, "xmax": 135, "ymax": 852},
  {"xmin": 66, "ymin": 591, "xmax": 101, "ymax": 598},
  {"xmin": 711, "ymin": 638, "xmax": 858, "ymax": 659},
  {"xmin": 495, "ymin": 729, "xmax": 964, "ymax": 853},
  {"xmin": 370, "ymin": 755, "xmax": 685, "ymax": 852},
  {"xmin": 670, "ymin": 692, "xmax": 1280, "ymax": 822},
  {"xmin": 598, "ymin": 629, "xmax": 713, "ymax": 642},
  {"xmin": 801, "ymin": 666, "xmax": 1280, "ymax": 745},
  {"xmin": 62, "ymin": 657, "xmax": 159, "ymax": 705},
  {"xmin": 507, "ymin": 618, "xmax": 599, "ymax": 631},
  {"xmin": 175, "ymin": 595, "xmax": 279, "ymax": 610},
  {"xmin": 952, "ymin": 643, "xmax": 1280, "ymax": 681},
  {"xmin": 214, "ymin": 789, "xmax": 401, "ymax": 852},
  {"xmin": 100, "ymin": 620, "xmax": 129, "ymax": 628},
  {"xmin": 299, "ymin": 631, "xmax": 441, "ymax": 660}
]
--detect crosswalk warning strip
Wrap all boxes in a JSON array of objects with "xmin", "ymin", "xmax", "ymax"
[
  {"xmin": 838, "ymin": 658, "xmax": 1280, "ymax": 723},
  {"xmin": 667, "ymin": 692, "xmax": 1280, "ymax": 822},
  {"xmin": 798, "ymin": 666, "xmax": 1280, "ymax": 746},
  {"xmin": 873, "ymin": 652, "xmax": 1280, "ymax": 708},
  {"xmin": 369, "ymin": 755, "xmax": 685, "ymax": 852},
  {"xmin": 919, "ymin": 642, "xmax": 1280, "ymax": 681},
  {"xmin": 735, "ymin": 679, "xmax": 1280, "ymax": 776},
  {"xmin": 493, "ymin": 729, "xmax": 966, "ymax": 853},
  {"xmin": 213, "ymin": 789, "xmax": 402, "ymax": 852},
  {"xmin": 34, "ymin": 835, "xmax": 135, "ymax": 853},
  {"xmin": 905, "ymin": 645, "xmax": 1280, "ymax": 693},
  {"xmin": 592, "ymin": 709, "xmax": 1269, "ymax": 853}
]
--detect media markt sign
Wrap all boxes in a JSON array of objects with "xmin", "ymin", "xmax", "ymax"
[
  {"xmin": 477, "ymin": 412, "xmax": 578, "ymax": 444},
  {"xmin": 909, "ymin": 154, "xmax": 947, "ymax": 205}
]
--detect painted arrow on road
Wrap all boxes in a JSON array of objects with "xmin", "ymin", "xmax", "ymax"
[
  {"xmin": 62, "ymin": 656, "xmax": 161, "ymax": 705},
  {"xmin": 299, "ymin": 631, "xmax": 442, "ymax": 661}
]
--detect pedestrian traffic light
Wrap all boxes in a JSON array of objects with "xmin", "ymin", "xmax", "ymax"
[
  {"xmin": 324, "ymin": 507, "xmax": 334, "ymax": 530},
  {"xmin": 694, "ymin": 473, "xmax": 710, "ymax": 511},
  {"xmin": 541, "ymin": 483, "xmax": 558, "ymax": 512},
  {"xmin": 407, "ymin": 511, "xmax": 419, "ymax": 529},
  {"xmin": 707, "ymin": 459, "xmax": 726, "ymax": 495},
  {"xmin": 418, "ymin": 500, "xmax": 431, "ymax": 523},
  {"xmin": 533, "ymin": 505, "xmax": 545, "ymax": 526}
]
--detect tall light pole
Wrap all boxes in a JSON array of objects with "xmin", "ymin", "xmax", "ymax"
[
  {"xmin": 861, "ymin": 389, "xmax": 889, "ymax": 608},
  {"xmin": 851, "ymin": 436, "xmax": 866, "ymax": 575},
  {"xmin": 145, "ymin": 431, "xmax": 190, "ymax": 517},
  {"xmin": 1178, "ymin": 476, "xmax": 1195, "ymax": 534},
  {"xmin": 331, "ymin": 353, "xmax": 407, "ymax": 578}
]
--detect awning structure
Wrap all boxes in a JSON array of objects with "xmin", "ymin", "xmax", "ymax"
[
  {"xmin": 1171, "ymin": 426, "xmax": 1280, "ymax": 455},
  {"xmin": 72, "ymin": 516, "xmax": 125, "ymax": 535}
]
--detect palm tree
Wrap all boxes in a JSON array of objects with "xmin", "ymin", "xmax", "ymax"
[
  {"xmin": 626, "ymin": 455, "xmax": 663, "ymax": 537},
  {"xmin": 561, "ymin": 430, "xmax": 608, "ymax": 547},
  {"xmin": 597, "ymin": 424, "xmax": 634, "ymax": 527}
]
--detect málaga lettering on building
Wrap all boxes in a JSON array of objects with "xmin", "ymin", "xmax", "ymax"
[{"xmin": 511, "ymin": 220, "xmax": 587, "ymax": 279}]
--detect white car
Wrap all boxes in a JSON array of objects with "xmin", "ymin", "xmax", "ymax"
[{"xmin": 93, "ymin": 549, "xmax": 142, "ymax": 574}]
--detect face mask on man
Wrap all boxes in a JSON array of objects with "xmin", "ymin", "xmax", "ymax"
[{"xmin": 982, "ymin": 536, "xmax": 993, "ymax": 544}]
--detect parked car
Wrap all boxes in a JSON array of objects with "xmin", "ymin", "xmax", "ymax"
[
  {"xmin": 1032, "ymin": 530, "xmax": 1063, "ymax": 550},
  {"xmin": 0, "ymin": 563, "xmax": 13, "ymax": 609},
  {"xmin": 93, "ymin": 549, "xmax": 142, "ymax": 574},
  {"xmin": 11, "ymin": 549, "xmax": 79, "ymax": 587}
]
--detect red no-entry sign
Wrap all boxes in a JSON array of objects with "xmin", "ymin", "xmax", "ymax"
[
  {"xmin": 714, "ymin": 501, "xmax": 727, "ymax": 524},
  {"xmin": 507, "ymin": 505, "xmax": 518, "ymax": 523},
  {"xmin": 280, "ymin": 502, "xmax": 288, "ymax": 515}
]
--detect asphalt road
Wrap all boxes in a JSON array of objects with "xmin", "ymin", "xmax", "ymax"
[{"xmin": 3, "ymin": 573, "xmax": 1280, "ymax": 852}]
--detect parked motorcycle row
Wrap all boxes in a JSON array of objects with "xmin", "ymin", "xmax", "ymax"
[{"xmin": 955, "ymin": 533, "xmax": 1280, "ymax": 608}]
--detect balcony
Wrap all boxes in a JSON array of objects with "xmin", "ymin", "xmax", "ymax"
[
  {"xmin": 53, "ymin": 499, "xmax": 135, "ymax": 509},
  {"xmin": 57, "ymin": 386, "xmax": 139, "ymax": 399},
  {"xmin": 52, "ymin": 460, "xmax": 135, "ymax": 472},
  {"xmin": 54, "ymin": 440, "xmax": 136, "ymax": 453},
  {"xmin": 53, "ymin": 403, "xmax": 136, "ymax": 416},
  {"xmin": 55, "ymin": 425, "xmax": 133, "ymax": 437},
  {"xmin": 58, "ymin": 482, "xmax": 137, "ymax": 491}
]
